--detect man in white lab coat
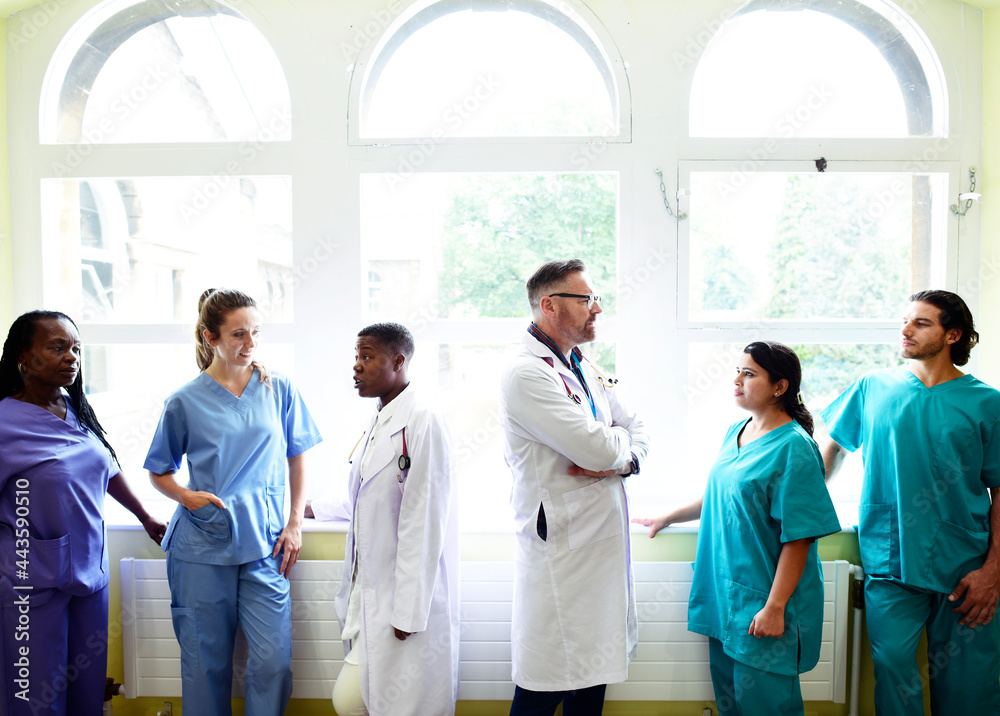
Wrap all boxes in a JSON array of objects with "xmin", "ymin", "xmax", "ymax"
[
  {"xmin": 329, "ymin": 322, "xmax": 460, "ymax": 716},
  {"xmin": 500, "ymin": 259, "xmax": 650, "ymax": 715}
]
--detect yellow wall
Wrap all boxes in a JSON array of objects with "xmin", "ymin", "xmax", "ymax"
[
  {"xmin": 106, "ymin": 529, "xmax": 873, "ymax": 716},
  {"xmin": 982, "ymin": 7, "xmax": 1000, "ymax": 388},
  {"xmin": 0, "ymin": 15, "xmax": 12, "ymax": 329}
]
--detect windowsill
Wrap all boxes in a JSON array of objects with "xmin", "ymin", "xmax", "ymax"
[{"xmin": 108, "ymin": 514, "xmax": 858, "ymax": 535}]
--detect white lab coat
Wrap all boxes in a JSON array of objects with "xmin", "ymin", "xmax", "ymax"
[
  {"xmin": 500, "ymin": 331, "xmax": 650, "ymax": 692},
  {"xmin": 334, "ymin": 388, "xmax": 460, "ymax": 716}
]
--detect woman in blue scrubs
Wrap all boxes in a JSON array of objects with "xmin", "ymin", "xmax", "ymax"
[
  {"xmin": 0, "ymin": 311, "xmax": 166, "ymax": 716},
  {"xmin": 635, "ymin": 341, "xmax": 840, "ymax": 716},
  {"xmin": 145, "ymin": 289, "xmax": 322, "ymax": 716}
]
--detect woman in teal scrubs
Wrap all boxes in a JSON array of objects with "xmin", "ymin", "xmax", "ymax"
[{"xmin": 635, "ymin": 342, "xmax": 840, "ymax": 716}]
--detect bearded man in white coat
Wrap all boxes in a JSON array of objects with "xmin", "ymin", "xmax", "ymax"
[
  {"xmin": 330, "ymin": 322, "xmax": 460, "ymax": 716},
  {"xmin": 500, "ymin": 259, "xmax": 650, "ymax": 716}
]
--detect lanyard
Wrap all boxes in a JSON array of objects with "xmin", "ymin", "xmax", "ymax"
[
  {"xmin": 570, "ymin": 352, "xmax": 597, "ymax": 419},
  {"xmin": 530, "ymin": 324, "xmax": 597, "ymax": 419}
]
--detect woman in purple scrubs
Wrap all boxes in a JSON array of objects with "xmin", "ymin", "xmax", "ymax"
[{"xmin": 0, "ymin": 311, "xmax": 166, "ymax": 716}]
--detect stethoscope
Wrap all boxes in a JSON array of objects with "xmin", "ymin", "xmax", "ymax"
[
  {"xmin": 347, "ymin": 427, "xmax": 410, "ymax": 483},
  {"xmin": 398, "ymin": 428, "xmax": 410, "ymax": 472},
  {"xmin": 557, "ymin": 354, "xmax": 619, "ymax": 418},
  {"xmin": 591, "ymin": 362, "xmax": 619, "ymax": 389}
]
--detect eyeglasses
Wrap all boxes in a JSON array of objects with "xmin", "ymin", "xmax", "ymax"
[{"xmin": 547, "ymin": 293, "xmax": 603, "ymax": 310}]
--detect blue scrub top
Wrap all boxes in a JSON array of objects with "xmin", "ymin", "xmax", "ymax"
[
  {"xmin": 688, "ymin": 418, "xmax": 841, "ymax": 676},
  {"xmin": 0, "ymin": 395, "xmax": 115, "ymax": 597},
  {"xmin": 822, "ymin": 366, "xmax": 1000, "ymax": 593},
  {"xmin": 144, "ymin": 370, "xmax": 322, "ymax": 566}
]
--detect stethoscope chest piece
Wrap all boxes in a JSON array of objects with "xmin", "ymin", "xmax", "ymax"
[{"xmin": 397, "ymin": 427, "xmax": 411, "ymax": 480}]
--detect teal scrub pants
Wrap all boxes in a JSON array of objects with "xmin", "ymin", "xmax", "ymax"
[
  {"xmin": 167, "ymin": 553, "xmax": 293, "ymax": 716},
  {"xmin": 708, "ymin": 638, "xmax": 804, "ymax": 716},
  {"xmin": 865, "ymin": 575, "xmax": 1000, "ymax": 716}
]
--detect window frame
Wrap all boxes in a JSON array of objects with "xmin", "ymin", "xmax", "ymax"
[
  {"xmin": 4, "ymin": 0, "xmax": 985, "ymax": 529},
  {"xmin": 346, "ymin": 0, "xmax": 633, "ymax": 144}
]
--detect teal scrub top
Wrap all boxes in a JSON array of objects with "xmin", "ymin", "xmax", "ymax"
[
  {"xmin": 821, "ymin": 366, "xmax": 1000, "ymax": 593},
  {"xmin": 687, "ymin": 419, "xmax": 841, "ymax": 676},
  {"xmin": 144, "ymin": 369, "xmax": 323, "ymax": 566}
]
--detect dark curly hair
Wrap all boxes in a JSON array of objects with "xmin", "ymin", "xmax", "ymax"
[{"xmin": 358, "ymin": 322, "xmax": 414, "ymax": 360}]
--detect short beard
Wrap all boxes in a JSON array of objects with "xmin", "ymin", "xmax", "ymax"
[{"xmin": 901, "ymin": 338, "xmax": 947, "ymax": 361}]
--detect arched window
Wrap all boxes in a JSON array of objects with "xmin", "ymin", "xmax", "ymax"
[
  {"xmin": 679, "ymin": 0, "xmax": 955, "ymax": 514},
  {"xmin": 354, "ymin": 0, "xmax": 627, "ymax": 139},
  {"xmin": 41, "ymin": 0, "xmax": 291, "ymax": 143},
  {"xmin": 689, "ymin": 0, "xmax": 946, "ymax": 137}
]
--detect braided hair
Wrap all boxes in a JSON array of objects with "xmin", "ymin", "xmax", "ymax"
[
  {"xmin": 743, "ymin": 341, "xmax": 814, "ymax": 436},
  {"xmin": 1, "ymin": 311, "xmax": 119, "ymax": 464}
]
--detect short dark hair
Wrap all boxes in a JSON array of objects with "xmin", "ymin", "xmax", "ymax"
[
  {"xmin": 526, "ymin": 259, "xmax": 587, "ymax": 313},
  {"xmin": 908, "ymin": 289, "xmax": 978, "ymax": 366},
  {"xmin": 358, "ymin": 322, "xmax": 414, "ymax": 360}
]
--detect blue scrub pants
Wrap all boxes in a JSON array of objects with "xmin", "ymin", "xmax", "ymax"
[
  {"xmin": 708, "ymin": 638, "xmax": 804, "ymax": 716},
  {"xmin": 508, "ymin": 684, "xmax": 607, "ymax": 715},
  {"xmin": 1, "ymin": 583, "xmax": 109, "ymax": 716},
  {"xmin": 167, "ymin": 553, "xmax": 292, "ymax": 716},
  {"xmin": 865, "ymin": 575, "xmax": 1000, "ymax": 716}
]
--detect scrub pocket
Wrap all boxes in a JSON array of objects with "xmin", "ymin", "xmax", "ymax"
[
  {"xmin": 725, "ymin": 580, "xmax": 799, "ymax": 676},
  {"xmin": 266, "ymin": 485, "xmax": 285, "ymax": 542},
  {"xmin": 857, "ymin": 503, "xmax": 900, "ymax": 576},
  {"xmin": 181, "ymin": 503, "xmax": 233, "ymax": 548},
  {"xmin": 924, "ymin": 519, "xmax": 988, "ymax": 591},
  {"xmin": 564, "ymin": 478, "xmax": 621, "ymax": 550},
  {"xmin": 0, "ymin": 523, "xmax": 72, "ymax": 590}
]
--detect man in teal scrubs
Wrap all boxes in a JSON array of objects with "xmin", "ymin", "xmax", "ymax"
[{"xmin": 821, "ymin": 290, "xmax": 1000, "ymax": 715}]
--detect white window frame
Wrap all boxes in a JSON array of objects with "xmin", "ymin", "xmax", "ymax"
[
  {"xmin": 346, "ymin": 0, "xmax": 632, "ymax": 145},
  {"xmin": 4, "ymin": 0, "xmax": 984, "ymax": 527}
]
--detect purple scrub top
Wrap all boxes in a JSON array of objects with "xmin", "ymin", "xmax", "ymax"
[{"xmin": 0, "ymin": 395, "xmax": 115, "ymax": 598}]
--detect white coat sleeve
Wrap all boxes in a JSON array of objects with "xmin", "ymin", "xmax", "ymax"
[
  {"xmin": 309, "ymin": 493, "xmax": 352, "ymax": 522},
  {"xmin": 390, "ymin": 408, "xmax": 454, "ymax": 633},
  {"xmin": 502, "ymin": 361, "xmax": 633, "ymax": 472}
]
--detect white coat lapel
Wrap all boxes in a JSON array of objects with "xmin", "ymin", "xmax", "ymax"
[
  {"xmin": 522, "ymin": 333, "xmax": 608, "ymax": 423},
  {"xmin": 360, "ymin": 389, "xmax": 417, "ymax": 482},
  {"xmin": 523, "ymin": 334, "xmax": 592, "ymax": 417}
]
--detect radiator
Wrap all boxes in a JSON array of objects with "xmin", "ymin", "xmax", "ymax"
[{"xmin": 120, "ymin": 559, "xmax": 852, "ymax": 702}]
